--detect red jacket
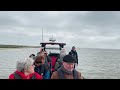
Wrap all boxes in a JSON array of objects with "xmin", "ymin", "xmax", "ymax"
[{"xmin": 9, "ymin": 70, "xmax": 43, "ymax": 79}]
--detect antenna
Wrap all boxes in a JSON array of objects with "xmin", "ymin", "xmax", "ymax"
[
  {"xmin": 42, "ymin": 27, "xmax": 43, "ymax": 42},
  {"xmin": 52, "ymin": 34, "xmax": 53, "ymax": 39}
]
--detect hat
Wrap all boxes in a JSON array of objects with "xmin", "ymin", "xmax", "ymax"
[{"xmin": 63, "ymin": 55, "xmax": 77, "ymax": 63}]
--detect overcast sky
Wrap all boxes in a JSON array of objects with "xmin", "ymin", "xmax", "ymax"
[{"xmin": 0, "ymin": 11, "xmax": 120, "ymax": 49}]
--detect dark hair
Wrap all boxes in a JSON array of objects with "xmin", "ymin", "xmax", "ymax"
[
  {"xmin": 72, "ymin": 46, "xmax": 75, "ymax": 48},
  {"xmin": 29, "ymin": 54, "xmax": 35, "ymax": 57},
  {"xmin": 35, "ymin": 54, "xmax": 45, "ymax": 62},
  {"xmin": 35, "ymin": 61, "xmax": 42, "ymax": 64}
]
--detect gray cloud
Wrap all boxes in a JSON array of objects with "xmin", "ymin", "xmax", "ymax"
[{"xmin": 0, "ymin": 11, "xmax": 120, "ymax": 49}]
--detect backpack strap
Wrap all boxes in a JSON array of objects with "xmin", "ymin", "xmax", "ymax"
[
  {"xmin": 31, "ymin": 74, "xmax": 36, "ymax": 79},
  {"xmin": 14, "ymin": 72, "xmax": 22, "ymax": 79},
  {"xmin": 73, "ymin": 69, "xmax": 79, "ymax": 79},
  {"xmin": 57, "ymin": 67, "xmax": 65, "ymax": 79}
]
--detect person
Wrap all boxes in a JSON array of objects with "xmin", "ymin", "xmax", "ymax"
[
  {"xmin": 43, "ymin": 51, "xmax": 52, "ymax": 64},
  {"xmin": 37, "ymin": 47, "xmax": 44, "ymax": 56},
  {"xmin": 9, "ymin": 58, "xmax": 43, "ymax": 79},
  {"xmin": 60, "ymin": 48, "xmax": 66, "ymax": 55},
  {"xmin": 29, "ymin": 54, "xmax": 36, "ymax": 60},
  {"xmin": 69, "ymin": 46, "xmax": 78, "ymax": 65},
  {"xmin": 34, "ymin": 53, "xmax": 51, "ymax": 79},
  {"xmin": 51, "ymin": 55, "xmax": 83, "ymax": 79},
  {"xmin": 54, "ymin": 48, "xmax": 66, "ymax": 71},
  {"xmin": 43, "ymin": 51, "xmax": 52, "ymax": 74}
]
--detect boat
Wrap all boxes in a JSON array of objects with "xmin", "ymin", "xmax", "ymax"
[{"xmin": 40, "ymin": 37, "xmax": 66, "ymax": 72}]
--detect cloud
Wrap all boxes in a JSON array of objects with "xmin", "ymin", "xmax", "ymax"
[{"xmin": 0, "ymin": 11, "xmax": 120, "ymax": 49}]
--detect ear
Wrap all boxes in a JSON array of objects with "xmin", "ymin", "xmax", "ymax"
[{"xmin": 62, "ymin": 61, "xmax": 65, "ymax": 65}]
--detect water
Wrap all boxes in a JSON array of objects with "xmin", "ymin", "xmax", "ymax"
[
  {"xmin": 0, "ymin": 48, "xmax": 120, "ymax": 79},
  {"xmin": 0, "ymin": 48, "xmax": 39, "ymax": 79}
]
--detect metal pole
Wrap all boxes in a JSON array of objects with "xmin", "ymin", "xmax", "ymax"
[{"xmin": 42, "ymin": 27, "xmax": 43, "ymax": 42}]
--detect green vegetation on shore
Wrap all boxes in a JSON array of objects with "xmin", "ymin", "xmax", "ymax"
[{"xmin": 0, "ymin": 44, "xmax": 40, "ymax": 48}]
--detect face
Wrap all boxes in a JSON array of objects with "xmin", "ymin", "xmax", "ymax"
[
  {"xmin": 35, "ymin": 56, "xmax": 45, "ymax": 65},
  {"xmin": 72, "ymin": 47, "xmax": 76, "ymax": 51},
  {"xmin": 63, "ymin": 62, "xmax": 75, "ymax": 71},
  {"xmin": 40, "ymin": 58, "xmax": 45, "ymax": 64},
  {"xmin": 35, "ymin": 59, "xmax": 45, "ymax": 65}
]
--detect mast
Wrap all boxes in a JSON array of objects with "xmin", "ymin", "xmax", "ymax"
[{"xmin": 42, "ymin": 27, "xmax": 43, "ymax": 42}]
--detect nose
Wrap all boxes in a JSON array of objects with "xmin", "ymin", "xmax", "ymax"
[{"xmin": 69, "ymin": 64, "xmax": 74, "ymax": 68}]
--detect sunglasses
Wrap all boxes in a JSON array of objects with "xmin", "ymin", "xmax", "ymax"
[{"xmin": 34, "ymin": 61, "xmax": 42, "ymax": 64}]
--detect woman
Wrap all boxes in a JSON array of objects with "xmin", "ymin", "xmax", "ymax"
[
  {"xmin": 34, "ymin": 53, "xmax": 51, "ymax": 79},
  {"xmin": 9, "ymin": 58, "xmax": 42, "ymax": 79}
]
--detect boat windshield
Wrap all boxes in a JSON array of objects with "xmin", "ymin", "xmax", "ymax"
[{"xmin": 45, "ymin": 45, "xmax": 60, "ymax": 53}]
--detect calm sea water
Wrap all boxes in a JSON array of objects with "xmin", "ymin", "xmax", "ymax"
[{"xmin": 0, "ymin": 48, "xmax": 120, "ymax": 79}]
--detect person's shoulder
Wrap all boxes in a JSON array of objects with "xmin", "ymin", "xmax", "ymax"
[
  {"xmin": 76, "ymin": 70, "xmax": 84, "ymax": 79},
  {"xmin": 57, "ymin": 58, "xmax": 61, "ymax": 62},
  {"xmin": 9, "ymin": 73, "xmax": 14, "ymax": 79},
  {"xmin": 34, "ymin": 72, "xmax": 43, "ymax": 79},
  {"xmin": 53, "ymin": 70, "xmax": 58, "ymax": 75},
  {"xmin": 51, "ymin": 71, "xmax": 59, "ymax": 79},
  {"xmin": 69, "ymin": 51, "xmax": 71, "ymax": 54}
]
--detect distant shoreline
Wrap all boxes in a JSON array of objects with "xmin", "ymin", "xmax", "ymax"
[{"xmin": 0, "ymin": 44, "xmax": 40, "ymax": 48}]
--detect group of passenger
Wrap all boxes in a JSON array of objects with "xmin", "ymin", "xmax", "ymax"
[{"xmin": 9, "ymin": 46, "xmax": 83, "ymax": 79}]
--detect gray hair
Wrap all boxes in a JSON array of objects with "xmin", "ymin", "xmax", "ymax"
[
  {"xmin": 60, "ymin": 53, "xmax": 66, "ymax": 61},
  {"xmin": 57, "ymin": 52, "xmax": 66, "ymax": 63},
  {"xmin": 16, "ymin": 58, "xmax": 34, "ymax": 72},
  {"xmin": 60, "ymin": 48, "xmax": 66, "ymax": 55}
]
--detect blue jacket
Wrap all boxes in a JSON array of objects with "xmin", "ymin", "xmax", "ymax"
[{"xmin": 34, "ymin": 64, "xmax": 50, "ymax": 79}]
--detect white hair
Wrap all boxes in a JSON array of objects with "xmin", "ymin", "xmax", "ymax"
[{"xmin": 16, "ymin": 58, "xmax": 34, "ymax": 72}]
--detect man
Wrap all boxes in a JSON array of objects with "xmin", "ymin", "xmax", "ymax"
[
  {"xmin": 51, "ymin": 55, "xmax": 83, "ymax": 79},
  {"xmin": 69, "ymin": 46, "xmax": 78, "ymax": 65}
]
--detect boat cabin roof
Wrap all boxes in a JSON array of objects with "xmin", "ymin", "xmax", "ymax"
[{"xmin": 40, "ymin": 42, "xmax": 66, "ymax": 50}]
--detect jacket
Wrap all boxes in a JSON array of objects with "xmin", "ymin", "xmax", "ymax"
[
  {"xmin": 9, "ymin": 70, "xmax": 43, "ymax": 79},
  {"xmin": 34, "ymin": 64, "xmax": 50, "ymax": 79},
  {"xmin": 69, "ymin": 50, "xmax": 78, "ymax": 64},
  {"xmin": 51, "ymin": 67, "xmax": 83, "ymax": 79}
]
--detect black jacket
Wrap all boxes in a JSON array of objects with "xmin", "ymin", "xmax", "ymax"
[{"xmin": 69, "ymin": 50, "xmax": 78, "ymax": 64}]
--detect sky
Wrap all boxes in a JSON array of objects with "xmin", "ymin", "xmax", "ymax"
[{"xmin": 0, "ymin": 11, "xmax": 120, "ymax": 49}]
